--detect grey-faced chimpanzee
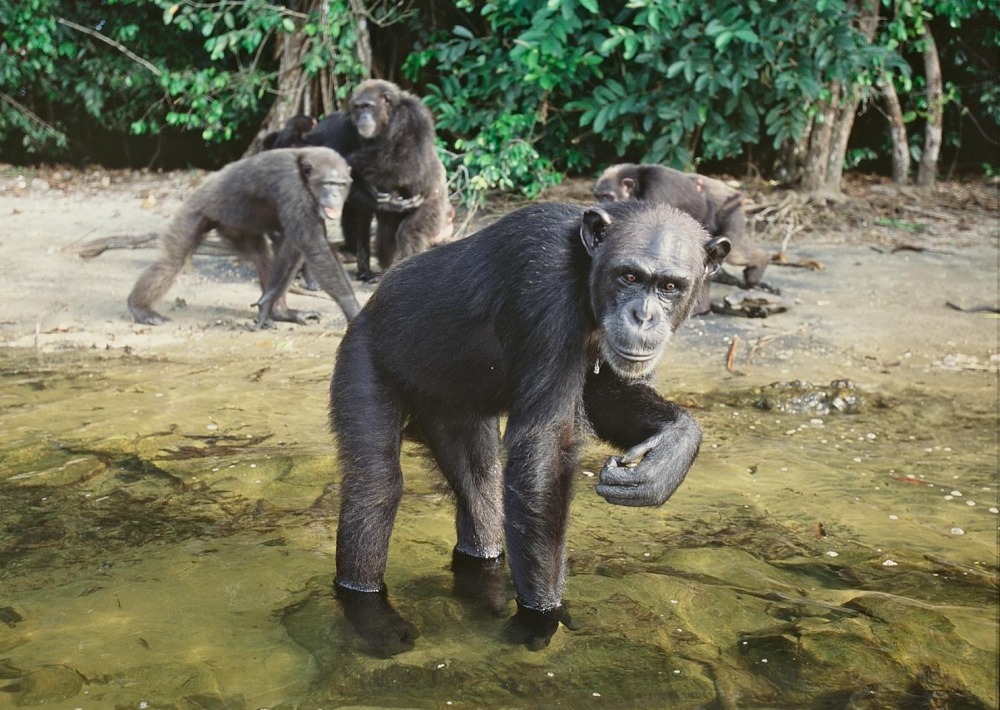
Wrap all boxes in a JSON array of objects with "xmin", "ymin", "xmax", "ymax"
[
  {"xmin": 593, "ymin": 163, "xmax": 773, "ymax": 314},
  {"xmin": 328, "ymin": 200, "xmax": 730, "ymax": 656},
  {"xmin": 334, "ymin": 79, "xmax": 450, "ymax": 282},
  {"xmin": 261, "ymin": 115, "xmax": 317, "ymax": 150},
  {"xmin": 127, "ymin": 147, "xmax": 360, "ymax": 329}
]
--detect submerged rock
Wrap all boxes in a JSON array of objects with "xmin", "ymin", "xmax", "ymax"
[{"xmin": 734, "ymin": 379, "xmax": 872, "ymax": 415}]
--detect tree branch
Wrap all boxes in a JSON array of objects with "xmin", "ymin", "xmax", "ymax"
[{"xmin": 56, "ymin": 17, "xmax": 162, "ymax": 77}]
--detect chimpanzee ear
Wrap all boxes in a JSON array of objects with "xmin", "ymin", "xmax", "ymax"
[
  {"xmin": 622, "ymin": 177, "xmax": 637, "ymax": 198},
  {"xmin": 704, "ymin": 236, "xmax": 731, "ymax": 276},
  {"xmin": 298, "ymin": 156, "xmax": 314, "ymax": 179},
  {"xmin": 581, "ymin": 207, "xmax": 612, "ymax": 256}
]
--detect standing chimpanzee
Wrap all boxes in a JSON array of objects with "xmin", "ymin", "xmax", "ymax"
[
  {"xmin": 331, "ymin": 79, "xmax": 450, "ymax": 282},
  {"xmin": 127, "ymin": 147, "xmax": 360, "ymax": 328},
  {"xmin": 593, "ymin": 163, "xmax": 773, "ymax": 314},
  {"xmin": 329, "ymin": 201, "xmax": 730, "ymax": 656},
  {"xmin": 261, "ymin": 115, "xmax": 317, "ymax": 150}
]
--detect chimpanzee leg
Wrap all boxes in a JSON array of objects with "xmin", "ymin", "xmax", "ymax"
[
  {"xmin": 502, "ymin": 414, "xmax": 580, "ymax": 649},
  {"xmin": 342, "ymin": 188, "xmax": 376, "ymax": 281},
  {"xmin": 330, "ymin": 320, "xmax": 417, "ymax": 656},
  {"xmin": 374, "ymin": 211, "xmax": 404, "ymax": 272},
  {"xmin": 418, "ymin": 413, "xmax": 508, "ymax": 615},
  {"xmin": 251, "ymin": 240, "xmax": 319, "ymax": 329}
]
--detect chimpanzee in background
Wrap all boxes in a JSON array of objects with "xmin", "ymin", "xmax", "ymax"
[
  {"xmin": 329, "ymin": 200, "xmax": 730, "ymax": 656},
  {"xmin": 127, "ymin": 147, "xmax": 359, "ymax": 328},
  {"xmin": 331, "ymin": 79, "xmax": 450, "ymax": 282},
  {"xmin": 593, "ymin": 163, "xmax": 773, "ymax": 314},
  {"xmin": 261, "ymin": 115, "xmax": 317, "ymax": 150}
]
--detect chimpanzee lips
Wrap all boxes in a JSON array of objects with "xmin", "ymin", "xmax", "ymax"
[
  {"xmin": 324, "ymin": 206, "xmax": 341, "ymax": 220},
  {"xmin": 607, "ymin": 342, "xmax": 659, "ymax": 362}
]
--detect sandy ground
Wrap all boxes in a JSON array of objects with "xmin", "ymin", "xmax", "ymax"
[{"xmin": 0, "ymin": 165, "xmax": 996, "ymax": 381}]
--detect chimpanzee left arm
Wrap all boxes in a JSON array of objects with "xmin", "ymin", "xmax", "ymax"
[{"xmin": 583, "ymin": 366, "xmax": 702, "ymax": 507}]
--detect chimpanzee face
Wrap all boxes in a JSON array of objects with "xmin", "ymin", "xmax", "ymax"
[
  {"xmin": 300, "ymin": 150, "xmax": 351, "ymax": 220},
  {"xmin": 581, "ymin": 205, "xmax": 729, "ymax": 379},
  {"xmin": 349, "ymin": 80, "xmax": 398, "ymax": 140}
]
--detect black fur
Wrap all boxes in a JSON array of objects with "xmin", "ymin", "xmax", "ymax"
[
  {"xmin": 262, "ymin": 115, "xmax": 316, "ymax": 150},
  {"xmin": 328, "ymin": 201, "xmax": 730, "ymax": 655},
  {"xmin": 336, "ymin": 79, "xmax": 450, "ymax": 281}
]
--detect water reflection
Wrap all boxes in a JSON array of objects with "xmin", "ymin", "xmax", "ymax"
[{"xmin": 0, "ymin": 349, "xmax": 996, "ymax": 707}]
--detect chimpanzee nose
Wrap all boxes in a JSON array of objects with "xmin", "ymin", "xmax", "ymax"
[{"xmin": 630, "ymin": 297, "xmax": 657, "ymax": 328}]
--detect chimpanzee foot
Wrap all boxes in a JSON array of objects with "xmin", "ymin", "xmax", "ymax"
[
  {"xmin": 451, "ymin": 549, "xmax": 510, "ymax": 618},
  {"xmin": 130, "ymin": 308, "xmax": 169, "ymax": 326},
  {"xmin": 505, "ymin": 600, "xmax": 579, "ymax": 651},
  {"xmin": 272, "ymin": 308, "xmax": 321, "ymax": 325},
  {"xmin": 753, "ymin": 280, "xmax": 782, "ymax": 295},
  {"xmin": 335, "ymin": 585, "xmax": 420, "ymax": 658}
]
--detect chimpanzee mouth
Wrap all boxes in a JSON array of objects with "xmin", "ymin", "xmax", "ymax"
[
  {"xmin": 606, "ymin": 343, "xmax": 659, "ymax": 362},
  {"xmin": 323, "ymin": 207, "xmax": 341, "ymax": 220}
]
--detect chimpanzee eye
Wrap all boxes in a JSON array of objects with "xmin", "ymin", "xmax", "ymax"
[
  {"xmin": 658, "ymin": 280, "xmax": 681, "ymax": 295},
  {"xmin": 620, "ymin": 272, "xmax": 639, "ymax": 285}
]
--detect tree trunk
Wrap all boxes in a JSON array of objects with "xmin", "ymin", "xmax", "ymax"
[
  {"xmin": 800, "ymin": 86, "xmax": 838, "ymax": 193},
  {"xmin": 798, "ymin": 0, "xmax": 878, "ymax": 194},
  {"xmin": 350, "ymin": 0, "xmax": 374, "ymax": 79},
  {"xmin": 881, "ymin": 71, "xmax": 910, "ymax": 183},
  {"xmin": 823, "ymin": 0, "xmax": 879, "ymax": 192},
  {"xmin": 917, "ymin": 26, "xmax": 942, "ymax": 187},
  {"xmin": 248, "ymin": 0, "xmax": 373, "ymax": 154}
]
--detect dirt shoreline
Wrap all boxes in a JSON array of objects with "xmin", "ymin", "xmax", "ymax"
[{"xmin": 0, "ymin": 166, "xmax": 996, "ymax": 383}]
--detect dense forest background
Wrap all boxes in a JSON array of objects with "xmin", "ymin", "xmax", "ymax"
[{"xmin": 1, "ymin": 0, "xmax": 997, "ymax": 205}]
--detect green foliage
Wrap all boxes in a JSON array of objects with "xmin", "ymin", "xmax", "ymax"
[
  {"xmin": 409, "ymin": 0, "xmax": 891, "ymax": 200},
  {"xmin": 1, "ymin": 0, "xmax": 995, "ymax": 187},
  {"xmin": 405, "ymin": 0, "xmax": 607, "ymax": 206},
  {"xmin": 0, "ymin": 0, "xmax": 168, "ymax": 153},
  {"xmin": 147, "ymin": 0, "xmax": 365, "ymax": 142},
  {"xmin": 568, "ymin": 0, "xmax": 890, "ymax": 166},
  {"xmin": 879, "ymin": 0, "xmax": 999, "ymax": 163}
]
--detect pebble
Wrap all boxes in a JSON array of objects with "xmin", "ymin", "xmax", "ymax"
[
  {"xmin": 950, "ymin": 527, "xmax": 965, "ymax": 535},
  {"xmin": 825, "ymin": 550, "xmax": 839, "ymax": 557},
  {"xmin": 882, "ymin": 559, "xmax": 898, "ymax": 567}
]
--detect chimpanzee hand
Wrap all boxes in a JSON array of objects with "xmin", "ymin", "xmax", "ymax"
[
  {"xmin": 335, "ymin": 585, "xmax": 420, "ymax": 658},
  {"xmin": 375, "ymin": 191, "xmax": 425, "ymax": 212},
  {"xmin": 451, "ymin": 549, "xmax": 510, "ymax": 618},
  {"xmin": 505, "ymin": 600, "xmax": 579, "ymax": 651},
  {"xmin": 595, "ymin": 431, "xmax": 692, "ymax": 507}
]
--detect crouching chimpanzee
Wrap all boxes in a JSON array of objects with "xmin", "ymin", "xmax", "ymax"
[
  {"xmin": 594, "ymin": 163, "xmax": 773, "ymax": 314},
  {"xmin": 328, "ymin": 201, "xmax": 730, "ymax": 656},
  {"xmin": 127, "ymin": 147, "xmax": 360, "ymax": 328}
]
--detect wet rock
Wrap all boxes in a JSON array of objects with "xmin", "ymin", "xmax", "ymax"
[
  {"xmin": 743, "ymin": 379, "xmax": 870, "ymax": 415},
  {"xmin": 3, "ymin": 664, "xmax": 84, "ymax": 705},
  {"xmin": 0, "ymin": 607, "xmax": 23, "ymax": 628}
]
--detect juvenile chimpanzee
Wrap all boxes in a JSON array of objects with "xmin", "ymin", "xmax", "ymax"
[
  {"xmin": 127, "ymin": 147, "xmax": 360, "ymax": 328},
  {"xmin": 329, "ymin": 201, "xmax": 730, "ymax": 656},
  {"xmin": 261, "ymin": 115, "xmax": 317, "ymax": 150},
  {"xmin": 334, "ymin": 79, "xmax": 450, "ymax": 281},
  {"xmin": 594, "ymin": 163, "xmax": 773, "ymax": 314}
]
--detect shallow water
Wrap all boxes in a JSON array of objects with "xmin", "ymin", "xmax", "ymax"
[{"xmin": 0, "ymin": 347, "xmax": 996, "ymax": 709}]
